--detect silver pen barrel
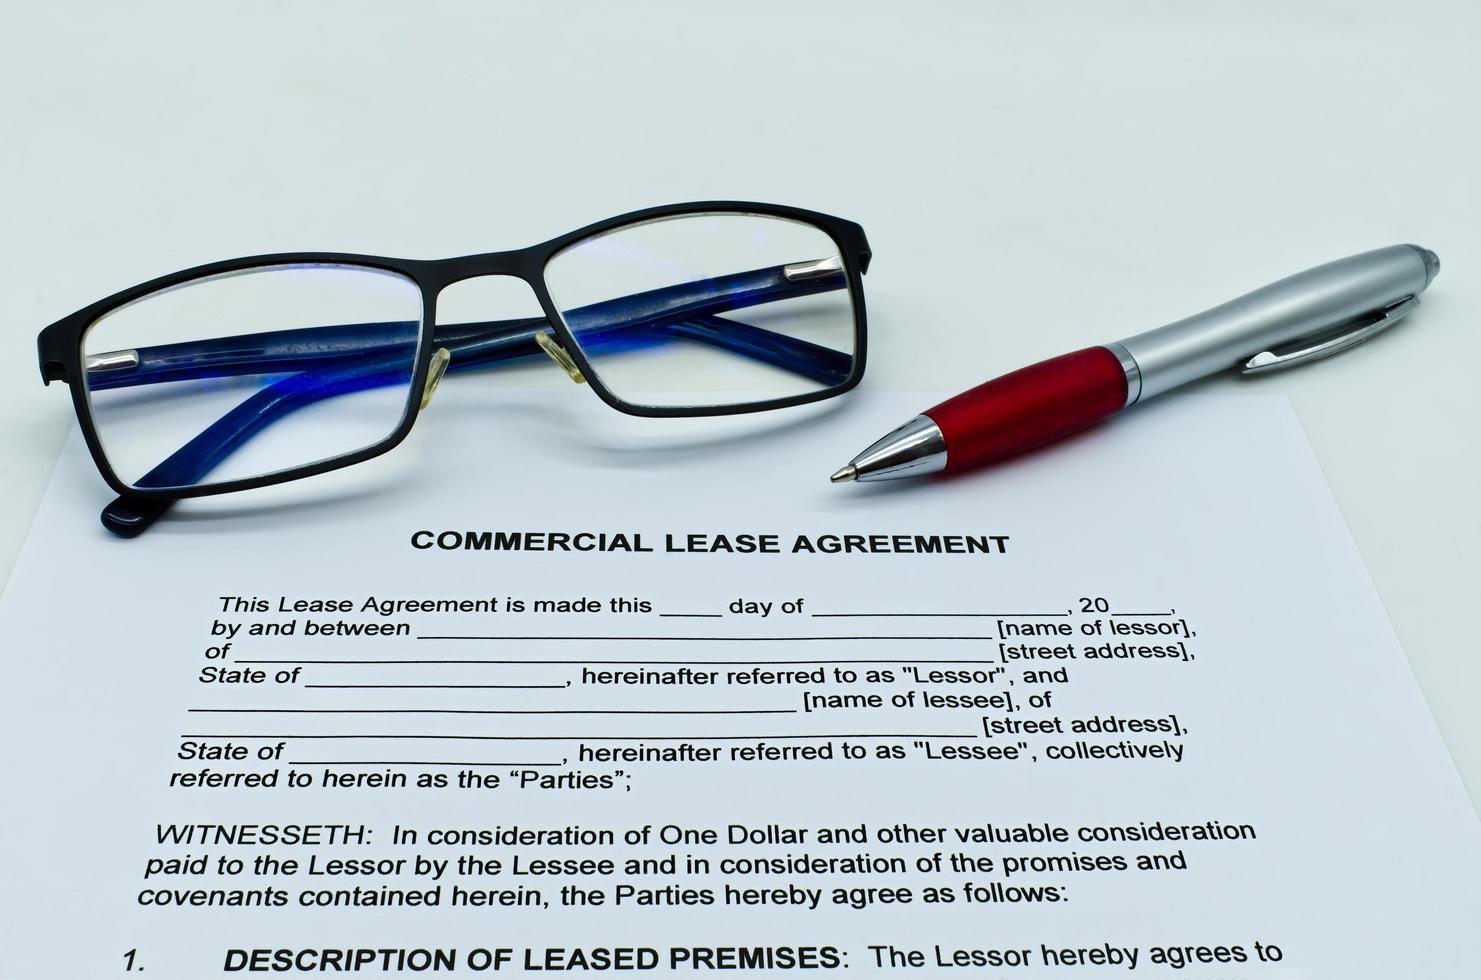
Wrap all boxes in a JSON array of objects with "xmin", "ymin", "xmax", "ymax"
[{"xmin": 1118, "ymin": 244, "xmax": 1437, "ymax": 401}]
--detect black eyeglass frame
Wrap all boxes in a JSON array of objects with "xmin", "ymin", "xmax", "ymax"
[{"xmin": 36, "ymin": 201, "xmax": 872, "ymax": 505}]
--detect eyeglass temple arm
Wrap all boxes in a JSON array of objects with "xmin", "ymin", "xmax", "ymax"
[
  {"xmin": 98, "ymin": 314, "xmax": 846, "ymax": 537},
  {"xmin": 101, "ymin": 351, "xmax": 417, "ymax": 536},
  {"xmin": 99, "ymin": 263, "xmax": 851, "ymax": 536},
  {"xmin": 86, "ymin": 262, "xmax": 850, "ymax": 392}
]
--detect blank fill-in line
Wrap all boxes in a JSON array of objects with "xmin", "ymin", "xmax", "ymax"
[
  {"xmin": 659, "ymin": 613, "xmax": 723, "ymax": 618},
  {"xmin": 811, "ymin": 613, "xmax": 999, "ymax": 618},
  {"xmin": 184, "ymin": 732, "xmax": 980, "ymax": 742},
  {"xmin": 293, "ymin": 760, "xmax": 562, "ymax": 767},
  {"xmin": 811, "ymin": 615, "xmax": 1066, "ymax": 621},
  {"xmin": 1110, "ymin": 612, "xmax": 1175, "ymax": 617},
  {"xmin": 415, "ymin": 635, "xmax": 995, "ymax": 641},
  {"xmin": 236, "ymin": 658, "xmax": 996, "ymax": 666},
  {"xmin": 188, "ymin": 708, "xmax": 797, "ymax": 716},
  {"xmin": 304, "ymin": 683, "xmax": 569, "ymax": 690}
]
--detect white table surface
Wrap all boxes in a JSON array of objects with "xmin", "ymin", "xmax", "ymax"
[{"xmin": 3, "ymin": 1, "xmax": 1478, "ymax": 804}]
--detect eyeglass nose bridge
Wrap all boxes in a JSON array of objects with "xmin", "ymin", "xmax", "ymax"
[{"xmin": 433, "ymin": 272, "xmax": 590, "ymax": 385}]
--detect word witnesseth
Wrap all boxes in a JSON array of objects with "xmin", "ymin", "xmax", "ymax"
[{"xmin": 411, "ymin": 530, "xmax": 1010, "ymax": 555}]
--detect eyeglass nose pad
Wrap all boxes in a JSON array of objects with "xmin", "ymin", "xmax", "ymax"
[
  {"xmin": 534, "ymin": 330, "xmax": 587, "ymax": 384},
  {"xmin": 419, "ymin": 347, "xmax": 452, "ymax": 410}
]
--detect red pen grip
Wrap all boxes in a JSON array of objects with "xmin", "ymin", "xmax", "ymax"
[{"xmin": 924, "ymin": 346, "xmax": 1128, "ymax": 471}]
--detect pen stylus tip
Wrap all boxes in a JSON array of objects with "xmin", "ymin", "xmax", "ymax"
[
  {"xmin": 1404, "ymin": 244, "xmax": 1440, "ymax": 288},
  {"xmin": 830, "ymin": 464, "xmax": 857, "ymax": 484}
]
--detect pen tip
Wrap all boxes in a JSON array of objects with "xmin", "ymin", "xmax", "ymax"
[{"xmin": 830, "ymin": 464, "xmax": 857, "ymax": 484}]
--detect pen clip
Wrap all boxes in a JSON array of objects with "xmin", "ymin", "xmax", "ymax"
[{"xmin": 1241, "ymin": 296, "xmax": 1419, "ymax": 375}]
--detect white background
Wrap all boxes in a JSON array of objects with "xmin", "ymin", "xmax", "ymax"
[{"xmin": 2, "ymin": 0, "xmax": 1478, "ymax": 804}]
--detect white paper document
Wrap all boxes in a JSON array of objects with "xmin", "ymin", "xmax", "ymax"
[{"xmin": 2, "ymin": 390, "xmax": 1478, "ymax": 978}]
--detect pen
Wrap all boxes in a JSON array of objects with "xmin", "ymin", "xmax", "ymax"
[{"xmin": 830, "ymin": 244, "xmax": 1440, "ymax": 484}]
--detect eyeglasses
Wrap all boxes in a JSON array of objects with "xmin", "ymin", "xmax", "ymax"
[{"xmin": 35, "ymin": 202, "xmax": 872, "ymax": 538}]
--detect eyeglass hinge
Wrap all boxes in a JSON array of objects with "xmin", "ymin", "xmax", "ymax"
[
  {"xmin": 782, "ymin": 256, "xmax": 844, "ymax": 282},
  {"xmin": 84, "ymin": 349, "xmax": 141, "ymax": 373}
]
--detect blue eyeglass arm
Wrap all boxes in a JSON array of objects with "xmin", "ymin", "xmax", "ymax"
[
  {"xmin": 101, "ymin": 352, "xmax": 417, "ymax": 536},
  {"xmin": 98, "ymin": 312, "xmax": 847, "ymax": 537},
  {"xmin": 98, "ymin": 264, "xmax": 852, "ymax": 537},
  {"xmin": 109, "ymin": 312, "xmax": 849, "ymax": 499},
  {"xmin": 87, "ymin": 263, "xmax": 849, "ymax": 392}
]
